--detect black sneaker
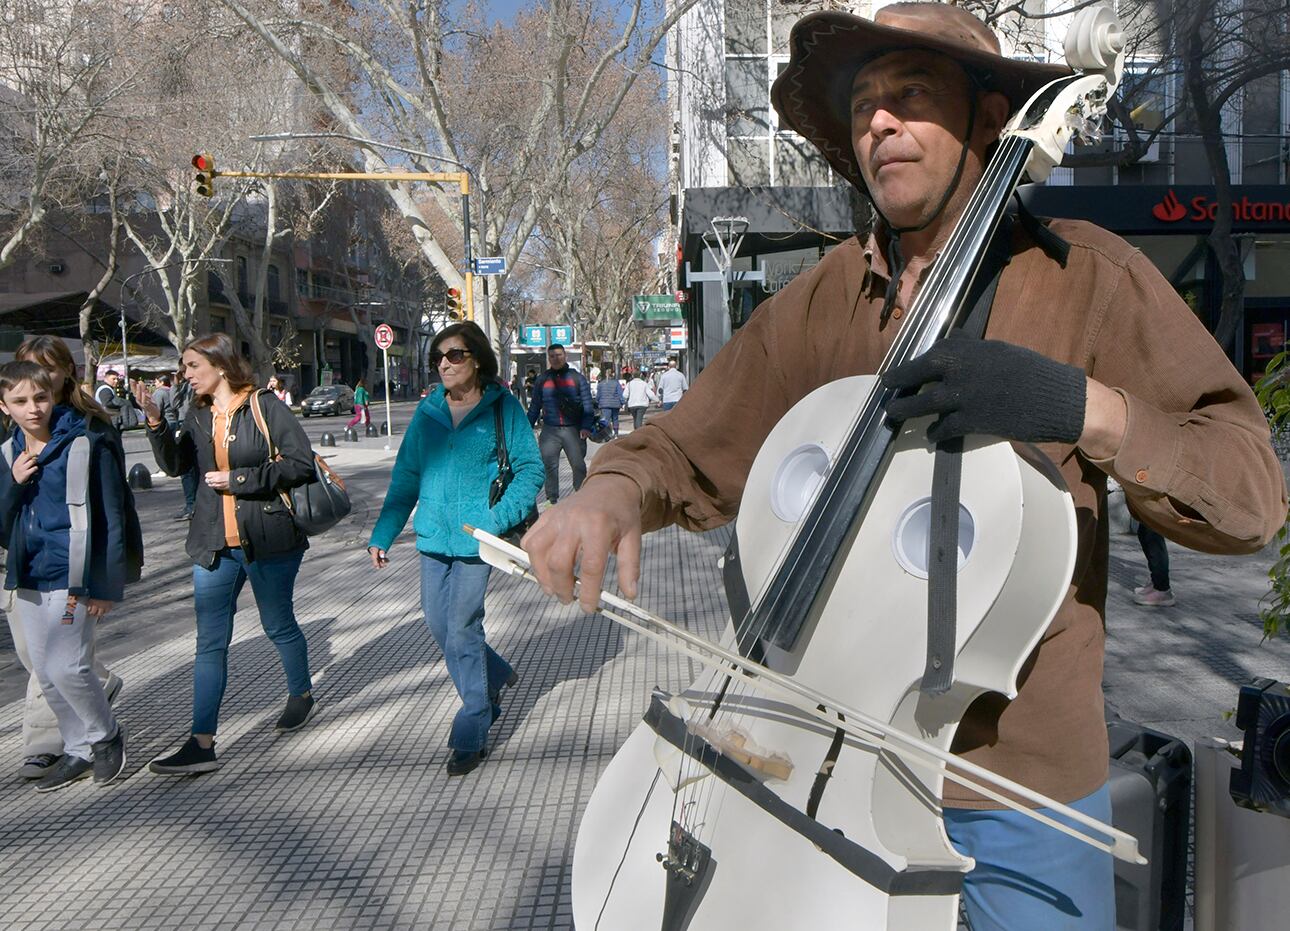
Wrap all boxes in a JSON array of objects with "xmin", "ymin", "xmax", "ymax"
[
  {"xmin": 35, "ymin": 755, "xmax": 94, "ymax": 792},
  {"xmin": 91, "ymin": 727, "xmax": 127, "ymax": 785},
  {"xmin": 446, "ymin": 749, "xmax": 487, "ymax": 776},
  {"xmin": 173, "ymin": 508, "xmax": 193, "ymax": 521},
  {"xmin": 19, "ymin": 753, "xmax": 60, "ymax": 780},
  {"xmin": 275, "ymin": 692, "xmax": 317, "ymax": 732},
  {"xmin": 149, "ymin": 737, "xmax": 219, "ymax": 775}
]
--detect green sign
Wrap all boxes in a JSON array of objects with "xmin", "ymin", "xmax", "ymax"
[{"xmin": 632, "ymin": 295, "xmax": 683, "ymax": 327}]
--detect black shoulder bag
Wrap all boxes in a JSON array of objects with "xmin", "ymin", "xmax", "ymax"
[
  {"xmin": 490, "ymin": 401, "xmax": 540, "ymax": 545},
  {"xmin": 250, "ymin": 391, "xmax": 352, "ymax": 536}
]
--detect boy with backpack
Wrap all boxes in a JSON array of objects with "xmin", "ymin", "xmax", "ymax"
[{"xmin": 0, "ymin": 361, "xmax": 132, "ymax": 791}]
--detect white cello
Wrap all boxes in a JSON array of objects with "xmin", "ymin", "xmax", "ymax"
[{"xmin": 476, "ymin": 7, "xmax": 1135, "ymax": 929}]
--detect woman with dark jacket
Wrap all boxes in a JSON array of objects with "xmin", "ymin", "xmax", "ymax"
[{"xmin": 142, "ymin": 334, "xmax": 318, "ymax": 775}]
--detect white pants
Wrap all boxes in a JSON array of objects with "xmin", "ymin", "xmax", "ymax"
[
  {"xmin": 10, "ymin": 589, "xmax": 117, "ymax": 761},
  {"xmin": 6, "ymin": 593, "xmax": 115, "ymax": 757}
]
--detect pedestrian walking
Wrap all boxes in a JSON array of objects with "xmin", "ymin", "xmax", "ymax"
[
  {"xmin": 267, "ymin": 375, "xmax": 293, "ymax": 407},
  {"xmin": 7, "ymin": 336, "xmax": 139, "ymax": 780},
  {"xmin": 595, "ymin": 364, "xmax": 624, "ymax": 437},
  {"xmin": 623, "ymin": 370, "xmax": 656, "ymax": 431},
  {"xmin": 348, "ymin": 379, "xmax": 370, "ymax": 429},
  {"xmin": 143, "ymin": 333, "xmax": 319, "ymax": 776},
  {"xmin": 526, "ymin": 343, "xmax": 595, "ymax": 505},
  {"xmin": 1133, "ymin": 521, "xmax": 1176, "ymax": 606},
  {"xmin": 93, "ymin": 370, "xmax": 131, "ymax": 430},
  {"xmin": 0, "ymin": 361, "xmax": 131, "ymax": 791},
  {"xmin": 169, "ymin": 370, "xmax": 199, "ymax": 520},
  {"xmin": 367, "ymin": 322, "xmax": 542, "ymax": 776},
  {"xmin": 657, "ymin": 358, "xmax": 688, "ymax": 411},
  {"xmin": 151, "ymin": 373, "xmax": 175, "ymax": 425}
]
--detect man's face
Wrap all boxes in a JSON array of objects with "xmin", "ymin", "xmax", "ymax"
[
  {"xmin": 548, "ymin": 348, "xmax": 566, "ymax": 369},
  {"xmin": 850, "ymin": 50, "xmax": 1008, "ymax": 230},
  {"xmin": 106, "ymin": 372, "xmax": 120, "ymax": 388}
]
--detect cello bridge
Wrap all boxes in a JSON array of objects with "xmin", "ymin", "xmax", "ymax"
[{"xmin": 689, "ymin": 721, "xmax": 794, "ymax": 782}]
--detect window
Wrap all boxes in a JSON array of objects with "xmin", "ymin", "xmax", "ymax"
[
  {"xmin": 210, "ymin": 314, "xmax": 227, "ymax": 333},
  {"xmin": 775, "ymin": 135, "xmax": 831, "ymax": 186},
  {"xmin": 725, "ymin": 0, "xmax": 766, "ymax": 55},
  {"xmin": 296, "ymin": 268, "xmax": 308, "ymax": 295},
  {"xmin": 726, "ymin": 58, "xmax": 770, "ymax": 136},
  {"xmin": 267, "ymin": 264, "xmax": 281, "ymax": 300},
  {"xmin": 728, "ymin": 137, "xmax": 771, "ymax": 185},
  {"xmin": 1243, "ymin": 73, "xmax": 1283, "ymax": 184},
  {"xmin": 236, "ymin": 256, "xmax": 248, "ymax": 294}
]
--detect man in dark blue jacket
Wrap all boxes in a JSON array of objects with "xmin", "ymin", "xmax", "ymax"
[{"xmin": 526, "ymin": 344, "xmax": 595, "ymax": 505}]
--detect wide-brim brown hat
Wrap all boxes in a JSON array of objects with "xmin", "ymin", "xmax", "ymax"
[{"xmin": 771, "ymin": 3, "xmax": 1071, "ymax": 192}]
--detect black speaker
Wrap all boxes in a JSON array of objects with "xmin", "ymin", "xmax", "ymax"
[
  {"xmin": 1107, "ymin": 718, "xmax": 1190, "ymax": 931},
  {"xmin": 1229, "ymin": 677, "xmax": 1290, "ymax": 818}
]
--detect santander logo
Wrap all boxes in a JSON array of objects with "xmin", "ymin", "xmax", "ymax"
[{"xmin": 1152, "ymin": 190, "xmax": 1187, "ymax": 223}]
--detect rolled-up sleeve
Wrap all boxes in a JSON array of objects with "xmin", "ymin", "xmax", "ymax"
[{"xmin": 1088, "ymin": 251, "xmax": 1286, "ymax": 553}]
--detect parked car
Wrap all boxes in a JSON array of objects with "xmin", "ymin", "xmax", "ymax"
[{"xmin": 301, "ymin": 384, "xmax": 356, "ymax": 417}]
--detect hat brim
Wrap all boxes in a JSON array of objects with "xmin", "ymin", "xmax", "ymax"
[{"xmin": 771, "ymin": 11, "xmax": 1071, "ymax": 192}]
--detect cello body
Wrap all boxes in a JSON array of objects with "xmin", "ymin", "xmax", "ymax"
[{"xmin": 571, "ymin": 375, "xmax": 1078, "ymax": 929}]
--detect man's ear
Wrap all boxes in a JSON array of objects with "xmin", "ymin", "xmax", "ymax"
[{"xmin": 978, "ymin": 90, "xmax": 1012, "ymax": 144}]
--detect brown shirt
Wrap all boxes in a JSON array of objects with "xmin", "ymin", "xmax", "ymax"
[
  {"xmin": 589, "ymin": 220, "xmax": 1287, "ymax": 809},
  {"xmin": 213, "ymin": 390, "xmax": 254, "ymax": 548}
]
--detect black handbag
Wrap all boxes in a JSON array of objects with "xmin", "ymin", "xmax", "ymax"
[
  {"xmin": 489, "ymin": 401, "xmax": 539, "ymax": 545},
  {"xmin": 250, "ymin": 391, "xmax": 352, "ymax": 535}
]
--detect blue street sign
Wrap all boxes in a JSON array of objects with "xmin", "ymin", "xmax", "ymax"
[
  {"xmin": 550, "ymin": 324, "xmax": 574, "ymax": 345},
  {"xmin": 472, "ymin": 256, "xmax": 507, "ymax": 276},
  {"xmin": 520, "ymin": 325, "xmax": 547, "ymax": 348}
]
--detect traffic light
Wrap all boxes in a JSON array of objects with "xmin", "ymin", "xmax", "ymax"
[
  {"xmin": 446, "ymin": 286, "xmax": 462, "ymax": 320},
  {"xmin": 192, "ymin": 153, "xmax": 216, "ymax": 198}
]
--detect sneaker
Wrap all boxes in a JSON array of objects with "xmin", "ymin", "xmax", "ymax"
[
  {"xmin": 275, "ymin": 692, "xmax": 317, "ymax": 732},
  {"xmin": 172, "ymin": 508, "xmax": 192, "ymax": 521},
  {"xmin": 149, "ymin": 737, "xmax": 219, "ymax": 775},
  {"xmin": 35, "ymin": 754, "xmax": 94, "ymax": 792},
  {"xmin": 1132, "ymin": 583, "xmax": 1153, "ymax": 597},
  {"xmin": 19, "ymin": 753, "xmax": 61, "ymax": 779},
  {"xmin": 1134, "ymin": 586, "xmax": 1177, "ymax": 607},
  {"xmin": 91, "ymin": 727, "xmax": 127, "ymax": 785},
  {"xmin": 104, "ymin": 673, "xmax": 124, "ymax": 705},
  {"xmin": 446, "ymin": 749, "xmax": 487, "ymax": 776}
]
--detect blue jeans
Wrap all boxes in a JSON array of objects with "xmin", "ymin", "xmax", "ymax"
[
  {"xmin": 943, "ymin": 783, "xmax": 1114, "ymax": 930},
  {"xmin": 191, "ymin": 547, "xmax": 311, "ymax": 735},
  {"xmin": 599, "ymin": 407, "xmax": 620, "ymax": 435},
  {"xmin": 662, "ymin": 401, "xmax": 678, "ymax": 411},
  {"xmin": 420, "ymin": 553, "xmax": 513, "ymax": 753}
]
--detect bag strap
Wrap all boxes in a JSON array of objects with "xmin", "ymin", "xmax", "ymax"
[
  {"xmin": 1, "ymin": 437, "xmax": 13, "ymax": 466},
  {"xmin": 65, "ymin": 436, "xmax": 91, "ymax": 592},
  {"xmin": 493, "ymin": 400, "xmax": 511, "ymax": 474},
  {"xmin": 249, "ymin": 390, "xmax": 279, "ymax": 459}
]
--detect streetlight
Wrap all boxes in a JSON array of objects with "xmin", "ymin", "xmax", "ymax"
[{"xmin": 248, "ymin": 131, "xmax": 493, "ymax": 340}]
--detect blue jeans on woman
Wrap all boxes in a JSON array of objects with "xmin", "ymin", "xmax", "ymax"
[
  {"xmin": 420, "ymin": 553, "xmax": 514, "ymax": 753},
  {"xmin": 191, "ymin": 547, "xmax": 311, "ymax": 735}
]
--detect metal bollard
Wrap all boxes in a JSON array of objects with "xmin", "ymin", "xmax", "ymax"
[
  {"xmin": 380, "ymin": 421, "xmax": 390, "ymax": 436},
  {"xmin": 127, "ymin": 463, "xmax": 152, "ymax": 490},
  {"xmin": 320, "ymin": 432, "xmax": 336, "ymax": 447},
  {"xmin": 344, "ymin": 427, "xmax": 359, "ymax": 442},
  {"xmin": 365, "ymin": 422, "xmax": 379, "ymax": 437}
]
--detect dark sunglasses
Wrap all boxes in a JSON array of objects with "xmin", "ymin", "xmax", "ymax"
[{"xmin": 431, "ymin": 348, "xmax": 472, "ymax": 366}]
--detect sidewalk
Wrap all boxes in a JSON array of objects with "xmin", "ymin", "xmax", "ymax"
[{"xmin": 0, "ymin": 425, "xmax": 1286, "ymax": 928}]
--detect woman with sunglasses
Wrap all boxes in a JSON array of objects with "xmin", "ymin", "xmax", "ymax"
[{"xmin": 367, "ymin": 322, "xmax": 542, "ymax": 776}]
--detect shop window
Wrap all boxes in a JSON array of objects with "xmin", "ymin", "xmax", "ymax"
[
  {"xmin": 726, "ymin": 58, "xmax": 770, "ymax": 136},
  {"xmin": 725, "ymin": 0, "xmax": 767, "ymax": 56},
  {"xmin": 728, "ymin": 137, "xmax": 771, "ymax": 186}
]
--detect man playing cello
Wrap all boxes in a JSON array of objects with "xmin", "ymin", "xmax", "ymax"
[{"xmin": 522, "ymin": 4, "xmax": 1286, "ymax": 927}]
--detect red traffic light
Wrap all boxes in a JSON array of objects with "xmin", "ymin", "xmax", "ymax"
[
  {"xmin": 447, "ymin": 287, "xmax": 461, "ymax": 298},
  {"xmin": 192, "ymin": 154, "xmax": 211, "ymax": 171}
]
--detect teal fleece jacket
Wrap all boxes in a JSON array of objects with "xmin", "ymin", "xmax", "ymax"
[{"xmin": 369, "ymin": 382, "xmax": 543, "ymax": 557}]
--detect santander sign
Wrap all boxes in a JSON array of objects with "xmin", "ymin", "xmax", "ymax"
[{"xmin": 1152, "ymin": 188, "xmax": 1290, "ymax": 224}]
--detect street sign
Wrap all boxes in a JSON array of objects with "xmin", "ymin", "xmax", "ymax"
[
  {"xmin": 472, "ymin": 256, "xmax": 507, "ymax": 276},
  {"xmin": 374, "ymin": 323, "xmax": 395, "ymax": 350},
  {"xmin": 674, "ymin": 289, "xmax": 689, "ymax": 303},
  {"xmin": 632, "ymin": 295, "xmax": 683, "ymax": 327},
  {"xmin": 520, "ymin": 325, "xmax": 547, "ymax": 348},
  {"xmin": 669, "ymin": 325, "xmax": 687, "ymax": 350},
  {"xmin": 550, "ymin": 324, "xmax": 574, "ymax": 345}
]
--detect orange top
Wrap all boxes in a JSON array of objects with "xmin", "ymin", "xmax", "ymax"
[{"xmin": 211, "ymin": 389, "xmax": 254, "ymax": 548}]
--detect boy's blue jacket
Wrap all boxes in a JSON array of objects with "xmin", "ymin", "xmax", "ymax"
[
  {"xmin": 0, "ymin": 407, "xmax": 129, "ymax": 600},
  {"xmin": 369, "ymin": 383, "xmax": 543, "ymax": 558}
]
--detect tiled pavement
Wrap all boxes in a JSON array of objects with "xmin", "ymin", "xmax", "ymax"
[{"xmin": 0, "ymin": 424, "xmax": 1287, "ymax": 929}]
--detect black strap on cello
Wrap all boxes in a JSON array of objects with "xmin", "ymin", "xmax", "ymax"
[{"xmin": 920, "ymin": 217, "xmax": 1015, "ymax": 696}]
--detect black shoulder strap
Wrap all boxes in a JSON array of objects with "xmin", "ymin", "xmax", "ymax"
[
  {"xmin": 493, "ymin": 400, "xmax": 511, "ymax": 473},
  {"xmin": 921, "ymin": 217, "xmax": 1014, "ymax": 696}
]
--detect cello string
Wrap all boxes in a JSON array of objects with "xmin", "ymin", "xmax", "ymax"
[{"xmin": 673, "ymin": 139, "xmax": 1029, "ymax": 846}]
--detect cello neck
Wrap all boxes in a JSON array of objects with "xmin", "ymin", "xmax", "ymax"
[{"xmin": 743, "ymin": 134, "xmax": 1035, "ymax": 655}]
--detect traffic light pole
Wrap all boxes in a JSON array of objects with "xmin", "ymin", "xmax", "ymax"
[{"xmin": 209, "ymin": 167, "xmax": 476, "ymax": 322}]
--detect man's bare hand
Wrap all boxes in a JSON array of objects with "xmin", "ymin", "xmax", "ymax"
[{"xmin": 522, "ymin": 474, "xmax": 643, "ymax": 614}]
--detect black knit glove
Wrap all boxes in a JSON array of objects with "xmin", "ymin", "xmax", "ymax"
[{"xmin": 881, "ymin": 335, "xmax": 1087, "ymax": 445}]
